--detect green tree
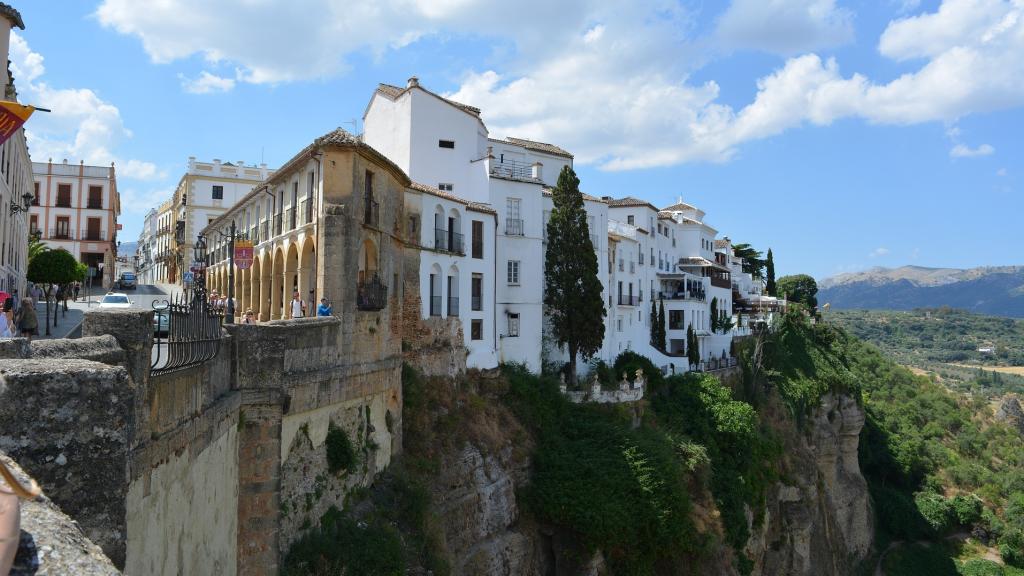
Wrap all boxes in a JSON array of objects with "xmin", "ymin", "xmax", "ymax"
[
  {"xmin": 687, "ymin": 324, "xmax": 700, "ymax": 367},
  {"xmin": 777, "ymin": 274, "xmax": 818, "ymax": 309},
  {"xmin": 650, "ymin": 298, "xmax": 658, "ymax": 347},
  {"xmin": 28, "ymin": 234, "xmax": 48, "ymax": 263},
  {"xmin": 732, "ymin": 243, "xmax": 765, "ymax": 279},
  {"xmin": 710, "ymin": 297, "xmax": 719, "ymax": 333},
  {"xmin": 27, "ymin": 249, "xmax": 79, "ymax": 336},
  {"xmin": 657, "ymin": 298, "xmax": 666, "ymax": 351},
  {"xmin": 544, "ymin": 165, "xmax": 606, "ymax": 383},
  {"xmin": 765, "ymin": 249, "xmax": 776, "ymax": 296}
]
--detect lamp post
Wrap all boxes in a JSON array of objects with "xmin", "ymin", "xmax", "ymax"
[
  {"xmin": 207, "ymin": 221, "xmax": 242, "ymax": 323},
  {"xmin": 8, "ymin": 191, "xmax": 33, "ymax": 215},
  {"xmin": 192, "ymin": 234, "xmax": 208, "ymax": 304}
]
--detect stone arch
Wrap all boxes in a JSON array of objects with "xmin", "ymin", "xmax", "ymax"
[
  {"xmin": 298, "ymin": 236, "xmax": 316, "ymax": 308},
  {"xmin": 248, "ymin": 253, "xmax": 261, "ymax": 318},
  {"xmin": 271, "ymin": 246, "xmax": 285, "ymax": 320},
  {"xmin": 358, "ymin": 237, "xmax": 378, "ymax": 283},
  {"xmin": 285, "ymin": 242, "xmax": 300, "ymax": 316},
  {"xmin": 259, "ymin": 252, "xmax": 272, "ymax": 321}
]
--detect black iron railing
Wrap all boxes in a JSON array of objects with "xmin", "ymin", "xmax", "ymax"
[
  {"xmin": 618, "ymin": 294, "xmax": 639, "ymax": 306},
  {"xmin": 49, "ymin": 228, "xmax": 74, "ymax": 240},
  {"xmin": 490, "ymin": 159, "xmax": 534, "ymax": 179},
  {"xmin": 472, "ymin": 295, "xmax": 482, "ymax": 311},
  {"xmin": 429, "ymin": 295, "xmax": 442, "ymax": 316},
  {"xmin": 505, "ymin": 218, "xmax": 523, "ymax": 236},
  {"xmin": 449, "ymin": 231, "xmax": 464, "ymax": 254},
  {"xmin": 434, "ymin": 228, "xmax": 447, "ymax": 251},
  {"xmin": 274, "ymin": 213, "xmax": 283, "ymax": 236},
  {"xmin": 448, "ymin": 296, "xmax": 459, "ymax": 317},
  {"xmin": 261, "ymin": 220, "xmax": 269, "ymax": 241},
  {"xmin": 151, "ymin": 289, "xmax": 225, "ymax": 375},
  {"xmin": 356, "ymin": 274, "xmax": 387, "ymax": 311},
  {"xmin": 286, "ymin": 207, "xmax": 296, "ymax": 230}
]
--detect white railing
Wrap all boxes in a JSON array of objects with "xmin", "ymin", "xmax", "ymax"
[{"xmin": 607, "ymin": 219, "xmax": 637, "ymax": 240}]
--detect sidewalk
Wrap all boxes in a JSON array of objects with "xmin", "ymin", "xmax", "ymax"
[{"xmin": 28, "ymin": 300, "xmax": 84, "ymax": 340}]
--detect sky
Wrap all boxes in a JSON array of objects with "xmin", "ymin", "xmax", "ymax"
[{"xmin": 8, "ymin": 0, "xmax": 1022, "ymax": 280}]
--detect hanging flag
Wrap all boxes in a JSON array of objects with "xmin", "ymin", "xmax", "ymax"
[{"xmin": 0, "ymin": 101, "xmax": 34, "ymax": 146}]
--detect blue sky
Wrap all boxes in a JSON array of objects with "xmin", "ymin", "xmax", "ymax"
[{"xmin": 9, "ymin": 0, "xmax": 1022, "ymax": 279}]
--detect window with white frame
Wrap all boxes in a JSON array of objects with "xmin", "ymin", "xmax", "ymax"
[
  {"xmin": 507, "ymin": 313, "xmax": 520, "ymax": 337},
  {"xmin": 507, "ymin": 260, "xmax": 520, "ymax": 285},
  {"xmin": 438, "ymin": 183, "xmax": 454, "ymax": 192}
]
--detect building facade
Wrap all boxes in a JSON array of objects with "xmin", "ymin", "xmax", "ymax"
[
  {"xmin": 0, "ymin": 5, "xmax": 31, "ymax": 297},
  {"xmin": 30, "ymin": 159, "xmax": 120, "ymax": 288},
  {"xmin": 168, "ymin": 157, "xmax": 273, "ymax": 284}
]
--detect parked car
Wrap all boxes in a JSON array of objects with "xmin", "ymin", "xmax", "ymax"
[
  {"xmin": 153, "ymin": 303, "xmax": 169, "ymax": 337},
  {"xmin": 99, "ymin": 293, "xmax": 132, "ymax": 308},
  {"xmin": 116, "ymin": 272, "xmax": 137, "ymax": 290}
]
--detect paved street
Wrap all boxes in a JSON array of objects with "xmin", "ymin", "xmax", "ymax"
[{"xmin": 30, "ymin": 284, "xmax": 174, "ymax": 340}]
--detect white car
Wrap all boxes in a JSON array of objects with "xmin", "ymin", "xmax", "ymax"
[{"xmin": 99, "ymin": 293, "xmax": 133, "ymax": 308}]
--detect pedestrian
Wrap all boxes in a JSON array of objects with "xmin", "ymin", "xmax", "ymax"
[
  {"xmin": 15, "ymin": 297, "xmax": 37, "ymax": 341},
  {"xmin": 10, "ymin": 289, "xmax": 18, "ymax": 311},
  {"xmin": 316, "ymin": 297, "xmax": 332, "ymax": 317},
  {"xmin": 290, "ymin": 291, "xmax": 306, "ymax": 318},
  {"xmin": 0, "ymin": 298, "xmax": 13, "ymax": 338},
  {"xmin": 56, "ymin": 285, "xmax": 65, "ymax": 316},
  {"xmin": 73, "ymin": 283, "xmax": 80, "ymax": 302},
  {"xmin": 1, "ymin": 456, "xmax": 41, "ymax": 575},
  {"xmin": 242, "ymin": 309, "xmax": 257, "ymax": 325}
]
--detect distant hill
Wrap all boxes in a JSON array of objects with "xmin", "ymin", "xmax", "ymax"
[
  {"xmin": 117, "ymin": 242, "xmax": 137, "ymax": 258},
  {"xmin": 818, "ymin": 265, "xmax": 1024, "ymax": 318}
]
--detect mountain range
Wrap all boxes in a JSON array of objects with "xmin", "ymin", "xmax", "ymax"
[{"xmin": 818, "ymin": 265, "xmax": 1024, "ymax": 318}]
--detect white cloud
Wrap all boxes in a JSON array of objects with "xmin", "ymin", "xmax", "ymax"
[
  {"xmin": 179, "ymin": 71, "xmax": 236, "ymax": 94},
  {"xmin": 96, "ymin": 0, "xmax": 1024, "ymax": 170},
  {"xmin": 950, "ymin": 143, "xmax": 995, "ymax": 157},
  {"xmin": 869, "ymin": 247, "xmax": 890, "ymax": 258},
  {"xmin": 10, "ymin": 32, "xmax": 163, "ymax": 183},
  {"xmin": 716, "ymin": 0, "xmax": 855, "ymax": 54},
  {"xmin": 997, "ymin": 167, "xmax": 1007, "ymax": 176}
]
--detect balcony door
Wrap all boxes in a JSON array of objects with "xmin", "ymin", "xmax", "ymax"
[
  {"xmin": 86, "ymin": 217, "xmax": 101, "ymax": 241},
  {"xmin": 55, "ymin": 216, "xmax": 70, "ymax": 239}
]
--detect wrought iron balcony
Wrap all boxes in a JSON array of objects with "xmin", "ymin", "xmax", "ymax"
[
  {"xmin": 448, "ymin": 296, "xmax": 459, "ymax": 317},
  {"xmin": 49, "ymin": 228, "xmax": 74, "ymax": 240},
  {"xmin": 490, "ymin": 158, "xmax": 535, "ymax": 180},
  {"xmin": 618, "ymin": 294, "xmax": 639, "ymax": 306},
  {"xmin": 356, "ymin": 274, "xmax": 388, "ymax": 311},
  {"xmin": 505, "ymin": 218, "xmax": 524, "ymax": 236},
  {"xmin": 429, "ymin": 295, "xmax": 442, "ymax": 317},
  {"xmin": 286, "ymin": 207, "xmax": 296, "ymax": 230}
]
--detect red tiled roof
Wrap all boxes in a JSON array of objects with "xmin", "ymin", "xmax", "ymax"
[{"xmin": 376, "ymin": 83, "xmax": 481, "ymax": 117}]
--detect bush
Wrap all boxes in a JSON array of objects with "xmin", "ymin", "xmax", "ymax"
[
  {"xmin": 916, "ymin": 491, "xmax": 955, "ymax": 534},
  {"xmin": 613, "ymin": 350, "xmax": 664, "ymax": 391},
  {"xmin": 282, "ymin": 506, "xmax": 404, "ymax": 576},
  {"xmin": 959, "ymin": 559, "xmax": 1007, "ymax": 576},
  {"xmin": 951, "ymin": 494, "xmax": 984, "ymax": 526},
  {"xmin": 326, "ymin": 422, "xmax": 357, "ymax": 474},
  {"xmin": 882, "ymin": 543, "xmax": 957, "ymax": 576}
]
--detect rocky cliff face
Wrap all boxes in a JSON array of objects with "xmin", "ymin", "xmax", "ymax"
[
  {"xmin": 995, "ymin": 395, "xmax": 1024, "ymax": 436},
  {"xmin": 745, "ymin": 393, "xmax": 873, "ymax": 576}
]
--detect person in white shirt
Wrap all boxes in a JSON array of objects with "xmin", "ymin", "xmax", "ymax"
[{"xmin": 290, "ymin": 291, "xmax": 306, "ymax": 318}]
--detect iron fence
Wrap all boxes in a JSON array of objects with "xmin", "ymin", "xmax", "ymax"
[
  {"xmin": 505, "ymin": 218, "xmax": 524, "ymax": 236},
  {"xmin": 151, "ymin": 288, "xmax": 225, "ymax": 375},
  {"xmin": 356, "ymin": 274, "xmax": 388, "ymax": 311}
]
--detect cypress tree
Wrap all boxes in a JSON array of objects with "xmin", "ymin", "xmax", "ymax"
[
  {"xmin": 710, "ymin": 297, "xmax": 719, "ymax": 333},
  {"xmin": 657, "ymin": 298, "xmax": 666, "ymax": 351},
  {"xmin": 687, "ymin": 324, "xmax": 699, "ymax": 367},
  {"xmin": 765, "ymin": 248, "xmax": 777, "ymax": 296},
  {"xmin": 650, "ymin": 298, "xmax": 658, "ymax": 346},
  {"xmin": 544, "ymin": 166, "xmax": 606, "ymax": 384}
]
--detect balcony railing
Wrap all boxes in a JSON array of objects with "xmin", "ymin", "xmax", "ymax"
[
  {"xmin": 356, "ymin": 274, "xmax": 388, "ymax": 311},
  {"xmin": 661, "ymin": 289, "xmax": 706, "ymax": 302},
  {"xmin": 618, "ymin": 294, "xmax": 639, "ymax": 306},
  {"xmin": 55, "ymin": 198, "xmax": 72, "ymax": 208},
  {"xmin": 87, "ymin": 201, "xmax": 103, "ymax": 209},
  {"xmin": 49, "ymin": 228, "xmax": 74, "ymax": 240},
  {"xmin": 448, "ymin": 296, "xmax": 459, "ymax": 317},
  {"xmin": 364, "ymin": 197, "xmax": 379, "ymax": 227},
  {"xmin": 449, "ymin": 231, "xmax": 464, "ymax": 254},
  {"xmin": 505, "ymin": 218, "xmax": 524, "ymax": 236},
  {"xmin": 472, "ymin": 295, "xmax": 482, "ymax": 311},
  {"xmin": 273, "ymin": 213, "xmax": 283, "ymax": 236},
  {"xmin": 429, "ymin": 295, "xmax": 442, "ymax": 317},
  {"xmin": 710, "ymin": 275, "xmax": 731, "ymax": 289},
  {"xmin": 286, "ymin": 207, "xmax": 296, "ymax": 230},
  {"xmin": 490, "ymin": 158, "xmax": 534, "ymax": 180},
  {"xmin": 300, "ymin": 199, "xmax": 311, "ymax": 225},
  {"xmin": 82, "ymin": 229, "xmax": 106, "ymax": 241}
]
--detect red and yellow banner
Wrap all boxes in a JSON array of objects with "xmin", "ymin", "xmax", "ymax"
[
  {"xmin": 0, "ymin": 101, "xmax": 34, "ymax": 146},
  {"xmin": 235, "ymin": 240, "xmax": 254, "ymax": 270}
]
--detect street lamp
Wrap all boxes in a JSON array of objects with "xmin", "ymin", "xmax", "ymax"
[
  {"xmin": 207, "ymin": 222, "xmax": 243, "ymax": 323},
  {"xmin": 9, "ymin": 191, "xmax": 33, "ymax": 215}
]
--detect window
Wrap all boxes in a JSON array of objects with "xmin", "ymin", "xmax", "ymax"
[
  {"xmin": 505, "ymin": 198, "xmax": 523, "ymax": 235},
  {"xmin": 29, "ymin": 215, "xmax": 37, "ymax": 234},
  {"xmin": 31, "ymin": 182, "xmax": 39, "ymax": 205},
  {"xmin": 669, "ymin": 310, "xmax": 684, "ymax": 330},
  {"xmin": 472, "ymin": 274, "xmax": 483, "ymax": 311},
  {"xmin": 471, "ymin": 319, "xmax": 483, "ymax": 340},
  {"xmin": 472, "ymin": 220, "xmax": 483, "ymax": 258},
  {"xmin": 56, "ymin": 184, "xmax": 72, "ymax": 207},
  {"xmin": 507, "ymin": 260, "xmax": 520, "ymax": 285},
  {"xmin": 212, "ymin": 185, "xmax": 224, "ymax": 200},
  {"xmin": 627, "ymin": 215, "xmax": 634, "ymax": 225},
  {"xmin": 87, "ymin": 186, "xmax": 103, "ymax": 209},
  {"xmin": 438, "ymin": 139, "xmax": 455, "ymax": 149},
  {"xmin": 86, "ymin": 217, "xmax": 102, "ymax": 241},
  {"xmin": 507, "ymin": 313, "xmax": 520, "ymax": 337},
  {"xmin": 55, "ymin": 216, "xmax": 70, "ymax": 239},
  {"xmin": 438, "ymin": 183, "xmax": 453, "ymax": 192}
]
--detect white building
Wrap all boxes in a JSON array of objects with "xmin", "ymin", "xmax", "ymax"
[
  {"xmin": 135, "ymin": 208, "xmax": 158, "ymax": 284},
  {"xmin": 0, "ymin": 5, "xmax": 31, "ymax": 298},
  {"xmin": 170, "ymin": 157, "xmax": 274, "ymax": 284}
]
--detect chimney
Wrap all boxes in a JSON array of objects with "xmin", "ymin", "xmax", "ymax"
[
  {"xmin": 0, "ymin": 6, "xmax": 24, "ymax": 96},
  {"xmin": 407, "ymin": 76, "xmax": 419, "ymax": 89}
]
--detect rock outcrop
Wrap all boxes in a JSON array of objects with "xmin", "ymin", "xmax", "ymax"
[
  {"xmin": 745, "ymin": 393, "xmax": 873, "ymax": 576},
  {"xmin": 995, "ymin": 395, "xmax": 1024, "ymax": 436}
]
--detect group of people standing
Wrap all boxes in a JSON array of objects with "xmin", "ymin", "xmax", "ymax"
[
  {"xmin": 0, "ymin": 291, "xmax": 36, "ymax": 340},
  {"xmin": 238, "ymin": 291, "xmax": 333, "ymax": 325}
]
